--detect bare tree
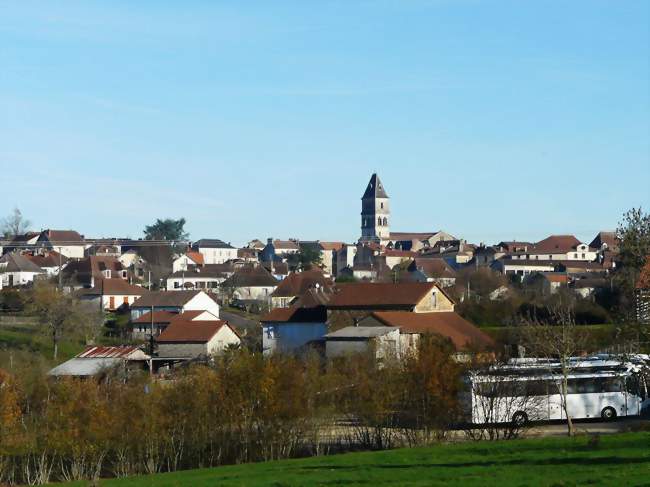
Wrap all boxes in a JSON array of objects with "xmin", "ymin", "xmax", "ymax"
[
  {"xmin": 517, "ymin": 297, "xmax": 590, "ymax": 436},
  {"xmin": 1, "ymin": 207, "xmax": 31, "ymax": 238},
  {"xmin": 463, "ymin": 360, "xmax": 545, "ymax": 441}
]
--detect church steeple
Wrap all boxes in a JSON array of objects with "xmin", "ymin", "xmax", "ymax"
[{"xmin": 360, "ymin": 173, "xmax": 390, "ymax": 243}]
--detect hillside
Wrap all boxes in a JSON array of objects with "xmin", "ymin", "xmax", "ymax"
[{"xmin": 61, "ymin": 431, "xmax": 650, "ymax": 486}]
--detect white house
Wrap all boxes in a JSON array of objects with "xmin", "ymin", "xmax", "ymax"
[
  {"xmin": 220, "ymin": 265, "xmax": 278, "ymax": 301},
  {"xmin": 510, "ymin": 235, "xmax": 597, "ymax": 262},
  {"xmin": 130, "ymin": 290, "xmax": 220, "ymax": 321},
  {"xmin": 492, "ymin": 259, "xmax": 556, "ymax": 278},
  {"xmin": 0, "ymin": 252, "xmax": 45, "ymax": 287},
  {"xmin": 172, "ymin": 251, "xmax": 205, "ymax": 273},
  {"xmin": 191, "ymin": 239, "xmax": 238, "ymax": 265},
  {"xmin": 166, "ymin": 264, "xmax": 233, "ymax": 291},
  {"xmin": 36, "ymin": 229, "xmax": 86, "ymax": 259},
  {"xmin": 77, "ymin": 278, "xmax": 145, "ymax": 311},
  {"xmin": 131, "ymin": 309, "xmax": 220, "ymax": 340},
  {"xmin": 156, "ymin": 319, "xmax": 240, "ymax": 358}
]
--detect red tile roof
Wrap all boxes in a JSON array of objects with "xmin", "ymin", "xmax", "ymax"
[
  {"xmin": 383, "ymin": 249, "xmax": 418, "ymax": 258},
  {"xmin": 371, "ymin": 311, "xmax": 495, "ymax": 350},
  {"xmin": 328, "ymin": 282, "xmax": 439, "ymax": 309},
  {"xmin": 132, "ymin": 311, "xmax": 178, "ymax": 324},
  {"xmin": 185, "ymin": 251, "xmax": 204, "ymax": 265},
  {"xmin": 271, "ymin": 269, "xmax": 333, "ymax": 298},
  {"xmin": 531, "ymin": 235, "xmax": 584, "ymax": 254},
  {"xmin": 543, "ymin": 273, "xmax": 569, "ymax": 283},
  {"xmin": 41, "ymin": 229, "xmax": 84, "ymax": 244},
  {"xmin": 319, "ymin": 242, "xmax": 345, "ymax": 251},
  {"xmin": 156, "ymin": 320, "xmax": 228, "ymax": 343}
]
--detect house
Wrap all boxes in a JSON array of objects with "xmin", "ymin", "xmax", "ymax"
[
  {"xmin": 572, "ymin": 277, "xmax": 609, "ymax": 299},
  {"xmin": 266, "ymin": 239, "xmax": 301, "ymax": 256},
  {"xmin": 382, "ymin": 249, "xmax": 417, "ymax": 269},
  {"xmin": 261, "ymin": 288, "xmax": 330, "ymax": 355},
  {"xmin": 406, "ymin": 258, "xmax": 457, "ymax": 288},
  {"xmin": 0, "ymin": 252, "xmax": 45, "ymax": 287},
  {"xmin": 473, "ymin": 245, "xmax": 507, "ymax": 267},
  {"xmin": 237, "ymin": 247, "xmax": 259, "ymax": 262},
  {"xmin": 324, "ymin": 326, "xmax": 400, "ymax": 360},
  {"xmin": 77, "ymin": 278, "xmax": 145, "ymax": 311},
  {"xmin": 62, "ymin": 255, "xmax": 128, "ymax": 288},
  {"xmin": 3, "ymin": 232, "xmax": 40, "ymax": 253},
  {"xmin": 36, "ymin": 229, "xmax": 86, "ymax": 259},
  {"xmin": 589, "ymin": 231, "xmax": 619, "ymax": 254},
  {"xmin": 24, "ymin": 251, "xmax": 68, "ymax": 277},
  {"xmin": 130, "ymin": 290, "xmax": 220, "ymax": 321},
  {"xmin": 220, "ymin": 265, "xmax": 278, "ymax": 301},
  {"xmin": 131, "ymin": 309, "xmax": 220, "ymax": 340},
  {"xmin": 172, "ymin": 251, "xmax": 205, "ymax": 273},
  {"xmin": 270, "ymin": 268, "xmax": 333, "ymax": 308},
  {"xmin": 246, "ymin": 239, "xmax": 266, "ymax": 251},
  {"xmin": 166, "ymin": 264, "xmax": 233, "ymax": 291},
  {"xmin": 524, "ymin": 272, "xmax": 568, "ymax": 295},
  {"xmin": 156, "ymin": 319, "xmax": 240, "ymax": 358},
  {"xmin": 326, "ymin": 281, "xmax": 455, "ymax": 330},
  {"xmin": 191, "ymin": 239, "xmax": 238, "ymax": 264},
  {"xmin": 319, "ymin": 242, "xmax": 345, "ymax": 275},
  {"xmin": 492, "ymin": 259, "xmax": 556, "ymax": 278},
  {"xmin": 361, "ymin": 311, "xmax": 495, "ymax": 357},
  {"xmin": 510, "ymin": 235, "xmax": 597, "ymax": 262},
  {"xmin": 335, "ymin": 244, "xmax": 357, "ymax": 277},
  {"xmin": 388, "ymin": 231, "xmax": 457, "ymax": 252},
  {"xmin": 262, "ymin": 260, "xmax": 289, "ymax": 280},
  {"xmin": 48, "ymin": 346, "xmax": 150, "ymax": 378}
]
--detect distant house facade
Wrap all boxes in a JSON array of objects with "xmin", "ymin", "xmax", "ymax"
[
  {"xmin": 130, "ymin": 290, "xmax": 220, "ymax": 321},
  {"xmin": 36, "ymin": 229, "xmax": 86, "ymax": 259},
  {"xmin": 510, "ymin": 235, "xmax": 597, "ymax": 262},
  {"xmin": 192, "ymin": 239, "xmax": 238, "ymax": 264},
  {"xmin": 156, "ymin": 320, "xmax": 240, "ymax": 358},
  {"xmin": 77, "ymin": 278, "xmax": 145, "ymax": 311},
  {"xmin": 0, "ymin": 252, "xmax": 45, "ymax": 287},
  {"xmin": 220, "ymin": 265, "xmax": 278, "ymax": 301}
]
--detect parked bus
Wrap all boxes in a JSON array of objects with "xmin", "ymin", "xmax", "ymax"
[{"xmin": 465, "ymin": 355, "xmax": 650, "ymax": 425}]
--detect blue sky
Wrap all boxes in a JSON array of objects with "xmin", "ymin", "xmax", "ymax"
[{"xmin": 1, "ymin": 1, "xmax": 648, "ymax": 246}]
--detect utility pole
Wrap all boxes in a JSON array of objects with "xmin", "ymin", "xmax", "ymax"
[{"xmin": 57, "ymin": 246, "xmax": 63, "ymax": 291}]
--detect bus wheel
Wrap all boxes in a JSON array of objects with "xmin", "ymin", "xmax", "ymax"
[
  {"xmin": 601, "ymin": 407, "xmax": 617, "ymax": 421},
  {"xmin": 512, "ymin": 411, "xmax": 528, "ymax": 426}
]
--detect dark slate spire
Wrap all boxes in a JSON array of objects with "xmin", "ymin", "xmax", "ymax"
[{"xmin": 361, "ymin": 173, "xmax": 389, "ymax": 199}]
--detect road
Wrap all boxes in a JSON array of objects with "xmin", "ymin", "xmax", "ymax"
[{"xmin": 220, "ymin": 310, "xmax": 259, "ymax": 331}]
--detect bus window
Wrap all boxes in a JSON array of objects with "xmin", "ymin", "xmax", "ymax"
[{"xmin": 601, "ymin": 378, "xmax": 623, "ymax": 393}]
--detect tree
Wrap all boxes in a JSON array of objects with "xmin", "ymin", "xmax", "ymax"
[
  {"xmin": 288, "ymin": 245, "xmax": 323, "ymax": 271},
  {"xmin": 1, "ymin": 207, "xmax": 31, "ymax": 238},
  {"xmin": 143, "ymin": 218, "xmax": 189, "ymax": 242},
  {"xmin": 29, "ymin": 283, "xmax": 102, "ymax": 360},
  {"xmin": 517, "ymin": 297, "xmax": 590, "ymax": 437},
  {"xmin": 613, "ymin": 207, "xmax": 650, "ymax": 324}
]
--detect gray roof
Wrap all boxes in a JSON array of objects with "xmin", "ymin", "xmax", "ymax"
[
  {"xmin": 0, "ymin": 253, "xmax": 45, "ymax": 273},
  {"xmin": 48, "ymin": 358, "xmax": 122, "ymax": 376},
  {"xmin": 324, "ymin": 326, "xmax": 396, "ymax": 339},
  {"xmin": 192, "ymin": 239, "xmax": 234, "ymax": 249},
  {"xmin": 362, "ymin": 173, "xmax": 389, "ymax": 199}
]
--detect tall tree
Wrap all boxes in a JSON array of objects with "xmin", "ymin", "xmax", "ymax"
[
  {"xmin": 143, "ymin": 218, "xmax": 189, "ymax": 242},
  {"xmin": 1, "ymin": 207, "xmax": 31, "ymax": 238},
  {"xmin": 616, "ymin": 207, "xmax": 650, "ymax": 281},
  {"xmin": 29, "ymin": 282, "xmax": 101, "ymax": 360},
  {"xmin": 518, "ymin": 297, "xmax": 589, "ymax": 437}
]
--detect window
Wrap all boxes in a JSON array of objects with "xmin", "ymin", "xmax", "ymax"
[
  {"xmin": 581, "ymin": 253, "xmax": 585, "ymax": 259},
  {"xmin": 383, "ymin": 217, "xmax": 388, "ymax": 226},
  {"xmin": 380, "ymin": 202, "xmax": 384, "ymax": 209},
  {"xmin": 574, "ymin": 253, "xmax": 578, "ymax": 258},
  {"xmin": 378, "ymin": 217, "xmax": 382, "ymax": 226}
]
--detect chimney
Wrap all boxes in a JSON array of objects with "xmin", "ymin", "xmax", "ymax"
[{"xmin": 267, "ymin": 238, "xmax": 273, "ymax": 245}]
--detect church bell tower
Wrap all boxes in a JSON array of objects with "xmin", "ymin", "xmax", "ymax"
[{"xmin": 360, "ymin": 173, "xmax": 390, "ymax": 243}]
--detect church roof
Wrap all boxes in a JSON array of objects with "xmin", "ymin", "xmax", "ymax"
[{"xmin": 362, "ymin": 173, "xmax": 389, "ymax": 199}]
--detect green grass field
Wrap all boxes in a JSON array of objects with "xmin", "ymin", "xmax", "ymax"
[{"xmin": 62, "ymin": 431, "xmax": 650, "ymax": 486}]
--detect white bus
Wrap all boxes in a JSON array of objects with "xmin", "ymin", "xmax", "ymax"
[{"xmin": 465, "ymin": 356, "xmax": 650, "ymax": 425}]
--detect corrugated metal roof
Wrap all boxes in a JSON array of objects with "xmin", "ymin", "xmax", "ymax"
[{"xmin": 77, "ymin": 345, "xmax": 146, "ymax": 359}]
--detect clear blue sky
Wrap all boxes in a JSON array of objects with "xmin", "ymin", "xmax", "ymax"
[{"xmin": 1, "ymin": 1, "xmax": 649, "ymax": 246}]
